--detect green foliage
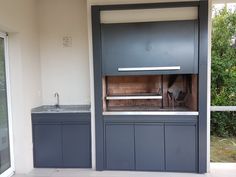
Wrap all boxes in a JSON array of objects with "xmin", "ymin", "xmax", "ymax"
[
  {"xmin": 211, "ymin": 7, "xmax": 236, "ymax": 106},
  {"xmin": 211, "ymin": 7, "xmax": 236, "ymax": 137},
  {"xmin": 211, "ymin": 112, "xmax": 236, "ymax": 137}
]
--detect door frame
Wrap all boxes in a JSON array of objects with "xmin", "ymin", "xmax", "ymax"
[{"xmin": 0, "ymin": 32, "xmax": 15, "ymax": 177}]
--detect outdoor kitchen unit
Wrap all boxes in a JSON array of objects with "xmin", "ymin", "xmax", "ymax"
[{"xmin": 92, "ymin": 1, "xmax": 208, "ymax": 174}]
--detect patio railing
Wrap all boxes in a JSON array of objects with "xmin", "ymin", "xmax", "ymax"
[{"xmin": 211, "ymin": 106, "xmax": 236, "ymax": 112}]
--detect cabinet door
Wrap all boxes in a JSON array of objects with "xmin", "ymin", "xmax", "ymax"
[
  {"xmin": 105, "ymin": 124, "xmax": 135, "ymax": 170},
  {"xmin": 62, "ymin": 123, "xmax": 91, "ymax": 168},
  {"xmin": 101, "ymin": 20, "xmax": 198, "ymax": 75},
  {"xmin": 135, "ymin": 124, "xmax": 165, "ymax": 171},
  {"xmin": 165, "ymin": 124, "xmax": 197, "ymax": 172},
  {"xmin": 33, "ymin": 124, "xmax": 62, "ymax": 167}
]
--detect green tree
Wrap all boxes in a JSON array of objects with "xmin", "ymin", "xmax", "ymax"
[{"xmin": 211, "ymin": 7, "xmax": 236, "ymax": 137}]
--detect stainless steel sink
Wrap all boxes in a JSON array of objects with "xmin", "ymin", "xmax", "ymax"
[
  {"xmin": 45, "ymin": 107, "xmax": 65, "ymax": 112},
  {"xmin": 31, "ymin": 105, "xmax": 91, "ymax": 113}
]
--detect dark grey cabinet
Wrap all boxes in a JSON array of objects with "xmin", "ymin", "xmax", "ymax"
[
  {"xmin": 165, "ymin": 124, "xmax": 197, "ymax": 172},
  {"xmin": 104, "ymin": 119, "xmax": 197, "ymax": 172},
  {"xmin": 32, "ymin": 113, "xmax": 91, "ymax": 168},
  {"xmin": 62, "ymin": 123, "xmax": 91, "ymax": 168},
  {"xmin": 135, "ymin": 124, "xmax": 165, "ymax": 171},
  {"xmin": 101, "ymin": 20, "xmax": 198, "ymax": 75},
  {"xmin": 34, "ymin": 124, "xmax": 63, "ymax": 167},
  {"xmin": 105, "ymin": 124, "xmax": 135, "ymax": 170}
]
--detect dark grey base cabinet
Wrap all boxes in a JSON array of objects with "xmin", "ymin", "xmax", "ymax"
[
  {"xmin": 62, "ymin": 124, "xmax": 91, "ymax": 168},
  {"xmin": 106, "ymin": 124, "xmax": 135, "ymax": 170},
  {"xmin": 33, "ymin": 124, "xmax": 63, "ymax": 167},
  {"xmin": 32, "ymin": 113, "xmax": 91, "ymax": 168},
  {"xmin": 135, "ymin": 124, "xmax": 165, "ymax": 171},
  {"xmin": 104, "ymin": 119, "xmax": 197, "ymax": 172},
  {"xmin": 165, "ymin": 124, "xmax": 197, "ymax": 172}
]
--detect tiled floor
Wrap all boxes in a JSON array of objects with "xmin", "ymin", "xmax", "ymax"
[{"xmin": 13, "ymin": 163, "xmax": 236, "ymax": 177}]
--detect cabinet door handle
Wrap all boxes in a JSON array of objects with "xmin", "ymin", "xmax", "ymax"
[{"xmin": 118, "ymin": 66, "xmax": 181, "ymax": 72}]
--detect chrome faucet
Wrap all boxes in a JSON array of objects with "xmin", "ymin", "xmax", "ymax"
[{"xmin": 54, "ymin": 92, "xmax": 60, "ymax": 108}]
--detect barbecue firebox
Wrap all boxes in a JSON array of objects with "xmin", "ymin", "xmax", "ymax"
[{"xmin": 103, "ymin": 74, "xmax": 198, "ymax": 112}]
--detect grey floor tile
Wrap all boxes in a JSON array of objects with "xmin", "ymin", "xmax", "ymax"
[{"xmin": 12, "ymin": 163, "xmax": 236, "ymax": 177}]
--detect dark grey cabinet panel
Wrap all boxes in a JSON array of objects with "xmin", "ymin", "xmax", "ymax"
[
  {"xmin": 135, "ymin": 124, "xmax": 165, "ymax": 171},
  {"xmin": 165, "ymin": 124, "xmax": 197, "ymax": 172},
  {"xmin": 62, "ymin": 124, "xmax": 91, "ymax": 168},
  {"xmin": 33, "ymin": 124, "xmax": 63, "ymax": 167},
  {"xmin": 105, "ymin": 124, "xmax": 135, "ymax": 170},
  {"xmin": 32, "ymin": 113, "xmax": 91, "ymax": 168},
  {"xmin": 103, "ymin": 118, "xmax": 198, "ymax": 172},
  {"xmin": 101, "ymin": 20, "xmax": 198, "ymax": 75}
]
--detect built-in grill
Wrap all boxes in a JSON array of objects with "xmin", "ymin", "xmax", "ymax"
[
  {"xmin": 101, "ymin": 19, "xmax": 199, "ymax": 115},
  {"xmin": 103, "ymin": 74, "xmax": 198, "ymax": 113},
  {"xmin": 92, "ymin": 2, "xmax": 208, "ymax": 173}
]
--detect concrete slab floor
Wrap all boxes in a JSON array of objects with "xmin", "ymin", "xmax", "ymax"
[{"xmin": 13, "ymin": 163, "xmax": 236, "ymax": 177}]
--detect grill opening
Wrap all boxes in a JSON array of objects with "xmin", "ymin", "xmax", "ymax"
[{"xmin": 103, "ymin": 74, "xmax": 198, "ymax": 112}]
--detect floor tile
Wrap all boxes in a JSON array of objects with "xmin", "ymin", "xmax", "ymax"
[{"xmin": 12, "ymin": 163, "xmax": 236, "ymax": 177}]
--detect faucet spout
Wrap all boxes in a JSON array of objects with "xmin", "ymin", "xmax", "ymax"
[{"xmin": 54, "ymin": 92, "xmax": 60, "ymax": 108}]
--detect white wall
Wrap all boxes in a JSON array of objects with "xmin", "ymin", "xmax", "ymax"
[
  {"xmin": 0, "ymin": 0, "xmax": 41, "ymax": 173},
  {"xmin": 39, "ymin": 0, "xmax": 90, "ymax": 105},
  {"xmin": 0, "ymin": 0, "xmax": 91, "ymax": 173}
]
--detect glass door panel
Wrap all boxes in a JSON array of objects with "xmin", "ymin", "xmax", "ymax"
[{"xmin": 0, "ymin": 37, "xmax": 11, "ymax": 175}]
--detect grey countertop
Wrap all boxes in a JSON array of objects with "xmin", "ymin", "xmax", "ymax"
[{"xmin": 31, "ymin": 105, "xmax": 91, "ymax": 114}]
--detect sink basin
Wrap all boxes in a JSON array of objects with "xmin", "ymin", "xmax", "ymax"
[
  {"xmin": 31, "ymin": 105, "xmax": 91, "ymax": 113},
  {"xmin": 45, "ymin": 108, "xmax": 65, "ymax": 112}
]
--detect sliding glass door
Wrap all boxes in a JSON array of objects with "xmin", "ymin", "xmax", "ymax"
[{"xmin": 0, "ymin": 33, "xmax": 13, "ymax": 177}]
